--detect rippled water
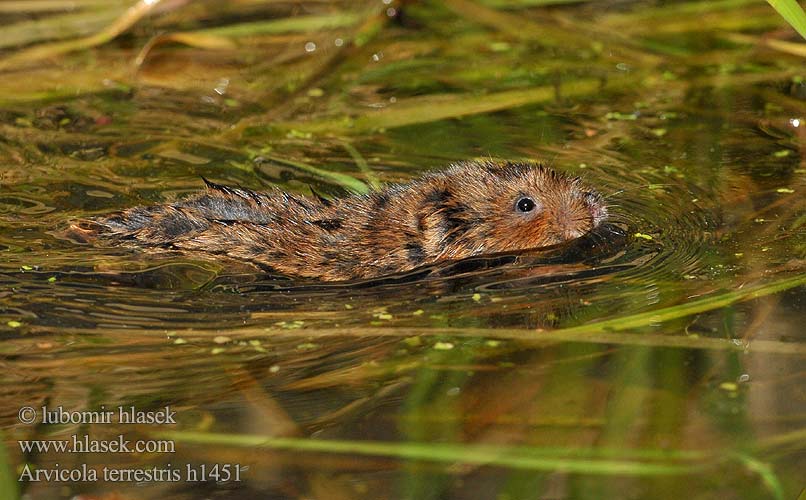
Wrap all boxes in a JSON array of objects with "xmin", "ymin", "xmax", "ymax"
[{"xmin": 1, "ymin": 1, "xmax": 804, "ymax": 499}]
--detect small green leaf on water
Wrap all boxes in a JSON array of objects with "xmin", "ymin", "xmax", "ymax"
[
  {"xmin": 296, "ymin": 342, "xmax": 319, "ymax": 351},
  {"xmin": 433, "ymin": 341, "xmax": 454, "ymax": 350},
  {"xmin": 211, "ymin": 347, "xmax": 226, "ymax": 355},
  {"xmin": 375, "ymin": 312, "xmax": 393, "ymax": 320},
  {"xmin": 412, "ymin": 309, "xmax": 424, "ymax": 316},
  {"xmin": 485, "ymin": 340, "xmax": 501, "ymax": 348},
  {"xmin": 173, "ymin": 338, "xmax": 187, "ymax": 345},
  {"xmin": 213, "ymin": 336, "xmax": 231, "ymax": 344},
  {"xmin": 472, "ymin": 293, "xmax": 482, "ymax": 302},
  {"xmin": 605, "ymin": 111, "xmax": 638, "ymax": 121},
  {"xmin": 47, "ymin": 276, "xmax": 56, "ymax": 283},
  {"xmin": 634, "ymin": 233, "xmax": 654, "ymax": 240},
  {"xmin": 403, "ymin": 336, "xmax": 422, "ymax": 347},
  {"xmin": 719, "ymin": 382, "xmax": 738, "ymax": 391},
  {"xmin": 275, "ymin": 320, "xmax": 304, "ymax": 329},
  {"xmin": 307, "ymin": 88, "xmax": 324, "ymax": 97},
  {"xmin": 772, "ymin": 149, "xmax": 791, "ymax": 157},
  {"xmin": 344, "ymin": 304, "xmax": 353, "ymax": 310},
  {"xmin": 7, "ymin": 321, "xmax": 22, "ymax": 328},
  {"xmin": 21, "ymin": 265, "xmax": 33, "ymax": 271},
  {"xmin": 776, "ymin": 187, "xmax": 794, "ymax": 193},
  {"xmin": 286, "ymin": 129, "xmax": 312, "ymax": 139},
  {"xmin": 651, "ymin": 128, "xmax": 667, "ymax": 137}
]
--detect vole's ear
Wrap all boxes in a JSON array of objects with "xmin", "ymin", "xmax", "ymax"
[{"xmin": 201, "ymin": 177, "xmax": 238, "ymax": 195}]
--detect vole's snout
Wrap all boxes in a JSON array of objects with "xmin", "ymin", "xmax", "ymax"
[{"xmin": 549, "ymin": 189, "xmax": 607, "ymax": 243}]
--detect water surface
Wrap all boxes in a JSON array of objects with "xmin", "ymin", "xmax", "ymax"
[{"xmin": 1, "ymin": 1, "xmax": 804, "ymax": 499}]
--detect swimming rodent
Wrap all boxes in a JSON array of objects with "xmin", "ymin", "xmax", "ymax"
[{"xmin": 68, "ymin": 160, "xmax": 608, "ymax": 281}]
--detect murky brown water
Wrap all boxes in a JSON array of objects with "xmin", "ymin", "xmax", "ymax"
[{"xmin": 1, "ymin": 1, "xmax": 804, "ymax": 499}]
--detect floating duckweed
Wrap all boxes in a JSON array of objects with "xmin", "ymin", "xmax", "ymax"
[
  {"xmin": 472, "ymin": 293, "xmax": 482, "ymax": 302},
  {"xmin": 173, "ymin": 338, "xmax": 187, "ymax": 345},
  {"xmin": 489, "ymin": 41, "xmax": 510, "ymax": 52},
  {"xmin": 47, "ymin": 276, "xmax": 57, "ymax": 283},
  {"xmin": 344, "ymin": 304, "xmax": 353, "ymax": 310},
  {"xmin": 248, "ymin": 340, "xmax": 262, "ymax": 347},
  {"xmin": 211, "ymin": 347, "xmax": 226, "ymax": 355},
  {"xmin": 375, "ymin": 313, "xmax": 393, "ymax": 320},
  {"xmin": 269, "ymin": 365, "xmax": 280, "ymax": 373},
  {"xmin": 412, "ymin": 309, "xmax": 424, "ymax": 316},
  {"xmin": 403, "ymin": 336, "xmax": 422, "ymax": 347},
  {"xmin": 772, "ymin": 149, "xmax": 791, "ymax": 157},
  {"xmin": 21, "ymin": 265, "xmax": 33, "ymax": 271},
  {"xmin": 485, "ymin": 340, "xmax": 501, "ymax": 348},
  {"xmin": 634, "ymin": 233, "xmax": 654, "ymax": 240},
  {"xmin": 296, "ymin": 342, "xmax": 319, "ymax": 351},
  {"xmin": 433, "ymin": 341, "xmax": 454, "ymax": 350},
  {"xmin": 275, "ymin": 320, "xmax": 304, "ymax": 329},
  {"xmin": 776, "ymin": 187, "xmax": 794, "ymax": 193},
  {"xmin": 7, "ymin": 320, "xmax": 22, "ymax": 328},
  {"xmin": 213, "ymin": 336, "xmax": 231, "ymax": 344},
  {"xmin": 719, "ymin": 382, "xmax": 738, "ymax": 391},
  {"xmin": 605, "ymin": 111, "xmax": 638, "ymax": 121},
  {"xmin": 651, "ymin": 128, "xmax": 667, "ymax": 137}
]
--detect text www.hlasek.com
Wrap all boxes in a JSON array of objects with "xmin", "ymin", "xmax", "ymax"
[{"xmin": 19, "ymin": 435, "xmax": 175, "ymax": 454}]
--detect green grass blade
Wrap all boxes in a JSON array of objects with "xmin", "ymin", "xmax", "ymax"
[
  {"xmin": 259, "ymin": 154, "xmax": 370, "ymax": 193},
  {"xmin": 278, "ymin": 79, "xmax": 602, "ymax": 134},
  {"xmin": 551, "ymin": 273, "xmax": 806, "ymax": 336},
  {"xmin": 0, "ymin": 433, "xmax": 18, "ymax": 500},
  {"xmin": 157, "ymin": 431, "xmax": 708, "ymax": 476},
  {"xmin": 767, "ymin": 0, "xmax": 806, "ymax": 40}
]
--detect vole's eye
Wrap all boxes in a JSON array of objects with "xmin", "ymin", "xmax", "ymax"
[
  {"xmin": 516, "ymin": 197, "xmax": 536, "ymax": 213},
  {"xmin": 582, "ymin": 191, "xmax": 598, "ymax": 205}
]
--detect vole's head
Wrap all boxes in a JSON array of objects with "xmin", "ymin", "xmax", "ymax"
[{"xmin": 434, "ymin": 160, "xmax": 607, "ymax": 257}]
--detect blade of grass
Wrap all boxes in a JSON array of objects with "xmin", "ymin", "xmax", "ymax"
[
  {"xmin": 259, "ymin": 154, "xmax": 369, "ymax": 193},
  {"xmin": 767, "ymin": 0, "xmax": 806, "ymax": 41},
  {"xmin": 0, "ymin": 0, "xmax": 119, "ymax": 12},
  {"xmin": 135, "ymin": 32, "xmax": 238, "ymax": 67},
  {"xmin": 341, "ymin": 142, "xmax": 381, "ymax": 188},
  {"xmin": 733, "ymin": 453, "xmax": 785, "ymax": 500},
  {"xmin": 274, "ymin": 78, "xmax": 602, "ymax": 134},
  {"xmin": 0, "ymin": 434, "xmax": 18, "ymax": 500},
  {"xmin": 156, "ymin": 431, "xmax": 709, "ymax": 475},
  {"xmin": 195, "ymin": 12, "xmax": 363, "ymax": 38},
  {"xmin": 550, "ymin": 273, "xmax": 806, "ymax": 336},
  {"xmin": 0, "ymin": 0, "xmax": 166, "ymax": 71},
  {"xmin": 0, "ymin": 8, "xmax": 123, "ymax": 49}
]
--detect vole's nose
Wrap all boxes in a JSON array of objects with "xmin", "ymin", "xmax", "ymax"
[{"xmin": 553, "ymin": 200, "xmax": 586, "ymax": 241}]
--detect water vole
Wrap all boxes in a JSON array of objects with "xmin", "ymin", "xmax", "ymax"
[{"xmin": 69, "ymin": 160, "xmax": 608, "ymax": 281}]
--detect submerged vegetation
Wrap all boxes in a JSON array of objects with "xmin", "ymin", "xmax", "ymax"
[{"xmin": 0, "ymin": 0, "xmax": 804, "ymax": 499}]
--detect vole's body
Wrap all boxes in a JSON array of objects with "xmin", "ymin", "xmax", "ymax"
[{"xmin": 70, "ymin": 160, "xmax": 607, "ymax": 281}]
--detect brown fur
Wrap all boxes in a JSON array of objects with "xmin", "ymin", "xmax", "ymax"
[{"xmin": 67, "ymin": 160, "xmax": 608, "ymax": 281}]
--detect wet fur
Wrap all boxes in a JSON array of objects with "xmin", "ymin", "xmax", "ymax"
[{"xmin": 68, "ymin": 160, "xmax": 607, "ymax": 281}]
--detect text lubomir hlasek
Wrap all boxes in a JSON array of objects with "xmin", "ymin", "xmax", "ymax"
[{"xmin": 39, "ymin": 406, "xmax": 177, "ymax": 425}]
